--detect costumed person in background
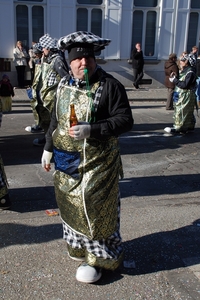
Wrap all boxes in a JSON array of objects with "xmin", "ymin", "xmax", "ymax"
[
  {"xmin": 30, "ymin": 34, "xmax": 70, "ymax": 146},
  {"xmin": 189, "ymin": 45, "xmax": 198, "ymax": 72},
  {"xmin": 196, "ymin": 53, "xmax": 200, "ymax": 108},
  {"xmin": 164, "ymin": 53, "xmax": 179, "ymax": 110},
  {"xmin": 131, "ymin": 42, "xmax": 144, "ymax": 89},
  {"xmin": 13, "ymin": 41, "xmax": 29, "ymax": 88},
  {"xmin": 164, "ymin": 53, "xmax": 197, "ymax": 134},
  {"xmin": 28, "ymin": 41, "xmax": 37, "ymax": 85},
  {"xmin": 25, "ymin": 43, "xmax": 44, "ymax": 133},
  {"xmin": 0, "ymin": 74, "xmax": 15, "ymax": 112},
  {"xmin": 0, "ymin": 99, "xmax": 11, "ymax": 210},
  {"xmin": 41, "ymin": 31, "xmax": 133, "ymax": 283}
]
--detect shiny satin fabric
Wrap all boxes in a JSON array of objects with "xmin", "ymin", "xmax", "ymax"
[
  {"xmin": 53, "ymin": 83, "xmax": 123, "ymax": 240},
  {"xmin": 173, "ymin": 68, "xmax": 196, "ymax": 131}
]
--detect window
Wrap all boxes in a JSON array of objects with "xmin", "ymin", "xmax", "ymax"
[
  {"xmin": 77, "ymin": 0, "xmax": 102, "ymax": 4},
  {"xmin": 134, "ymin": 0, "xmax": 157, "ymax": 7},
  {"xmin": 18, "ymin": 0, "xmax": 43, "ymax": 2},
  {"xmin": 32, "ymin": 6, "xmax": 44, "ymax": 42},
  {"xmin": 191, "ymin": 0, "xmax": 200, "ymax": 9},
  {"xmin": 132, "ymin": 9, "xmax": 157, "ymax": 57},
  {"xmin": 16, "ymin": 5, "xmax": 28, "ymax": 46},
  {"xmin": 16, "ymin": 4, "xmax": 44, "ymax": 47},
  {"xmin": 77, "ymin": 6, "xmax": 103, "ymax": 37},
  {"xmin": 76, "ymin": 2, "xmax": 103, "ymax": 56},
  {"xmin": 187, "ymin": 12, "xmax": 199, "ymax": 52}
]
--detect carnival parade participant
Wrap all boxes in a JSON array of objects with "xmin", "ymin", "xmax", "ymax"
[
  {"xmin": 41, "ymin": 31, "xmax": 133, "ymax": 283},
  {"xmin": 28, "ymin": 34, "xmax": 69, "ymax": 146},
  {"xmin": 164, "ymin": 53, "xmax": 197, "ymax": 134},
  {"xmin": 0, "ymin": 99, "xmax": 11, "ymax": 210}
]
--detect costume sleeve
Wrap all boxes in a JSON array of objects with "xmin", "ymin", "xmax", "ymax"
[
  {"xmin": 44, "ymin": 99, "xmax": 58, "ymax": 152},
  {"xmin": 53, "ymin": 56, "xmax": 69, "ymax": 78},
  {"xmin": 173, "ymin": 70, "xmax": 196, "ymax": 89},
  {"xmin": 90, "ymin": 79, "xmax": 134, "ymax": 139}
]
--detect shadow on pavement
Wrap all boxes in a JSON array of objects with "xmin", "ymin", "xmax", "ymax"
[{"xmin": 119, "ymin": 173, "xmax": 200, "ymax": 197}]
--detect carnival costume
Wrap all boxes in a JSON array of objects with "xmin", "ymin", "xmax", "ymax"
[
  {"xmin": 173, "ymin": 65, "xmax": 197, "ymax": 131},
  {"xmin": 164, "ymin": 54, "xmax": 197, "ymax": 134},
  {"xmin": 0, "ymin": 100, "xmax": 11, "ymax": 209},
  {"xmin": 43, "ymin": 31, "xmax": 133, "ymax": 276}
]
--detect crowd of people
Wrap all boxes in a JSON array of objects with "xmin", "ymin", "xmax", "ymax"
[
  {"xmin": 1, "ymin": 31, "xmax": 134, "ymax": 284},
  {"xmin": 1, "ymin": 32, "xmax": 200, "ymax": 284}
]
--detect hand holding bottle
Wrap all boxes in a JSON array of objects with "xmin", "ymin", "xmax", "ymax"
[{"xmin": 69, "ymin": 122, "xmax": 91, "ymax": 140}]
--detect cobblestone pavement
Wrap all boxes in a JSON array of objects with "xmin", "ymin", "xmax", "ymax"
[{"xmin": 0, "ymin": 89, "xmax": 200, "ymax": 300}]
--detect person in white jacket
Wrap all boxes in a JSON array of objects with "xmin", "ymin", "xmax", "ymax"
[{"xmin": 13, "ymin": 41, "xmax": 29, "ymax": 88}]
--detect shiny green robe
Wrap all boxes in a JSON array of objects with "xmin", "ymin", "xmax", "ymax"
[
  {"xmin": 174, "ymin": 68, "xmax": 196, "ymax": 131},
  {"xmin": 53, "ymin": 83, "xmax": 123, "ymax": 240}
]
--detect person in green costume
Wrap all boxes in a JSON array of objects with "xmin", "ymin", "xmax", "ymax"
[
  {"xmin": 41, "ymin": 31, "xmax": 133, "ymax": 283},
  {"xmin": 164, "ymin": 53, "xmax": 197, "ymax": 134},
  {"xmin": 0, "ymin": 100, "xmax": 11, "ymax": 210}
]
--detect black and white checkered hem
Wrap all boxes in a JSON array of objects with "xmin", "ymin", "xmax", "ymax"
[{"xmin": 62, "ymin": 220, "xmax": 123, "ymax": 260}]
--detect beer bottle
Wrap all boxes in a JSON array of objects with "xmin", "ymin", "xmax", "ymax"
[{"xmin": 70, "ymin": 104, "xmax": 78, "ymax": 127}]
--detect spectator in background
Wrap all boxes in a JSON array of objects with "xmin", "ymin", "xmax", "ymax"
[
  {"xmin": 13, "ymin": 41, "xmax": 29, "ymax": 88},
  {"xmin": 164, "ymin": 53, "xmax": 179, "ymax": 110},
  {"xmin": 0, "ymin": 74, "xmax": 15, "ymax": 112},
  {"xmin": 131, "ymin": 42, "xmax": 144, "ymax": 89},
  {"xmin": 196, "ymin": 53, "xmax": 200, "ymax": 108}
]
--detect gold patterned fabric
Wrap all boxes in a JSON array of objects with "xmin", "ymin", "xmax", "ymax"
[
  {"xmin": 40, "ymin": 62, "xmax": 61, "ymax": 112},
  {"xmin": 53, "ymin": 84, "xmax": 123, "ymax": 240},
  {"xmin": 173, "ymin": 69, "xmax": 196, "ymax": 131}
]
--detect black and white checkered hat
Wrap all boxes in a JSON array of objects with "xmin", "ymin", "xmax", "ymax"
[
  {"xmin": 58, "ymin": 31, "xmax": 111, "ymax": 52},
  {"xmin": 180, "ymin": 53, "xmax": 196, "ymax": 67},
  {"xmin": 39, "ymin": 34, "xmax": 58, "ymax": 50},
  {"xmin": 33, "ymin": 43, "xmax": 43, "ymax": 54}
]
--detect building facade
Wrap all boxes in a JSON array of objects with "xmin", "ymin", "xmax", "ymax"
[{"xmin": 0, "ymin": 0, "xmax": 199, "ymax": 87}]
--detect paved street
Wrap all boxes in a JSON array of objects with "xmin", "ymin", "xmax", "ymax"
[{"xmin": 1, "ymin": 88, "xmax": 200, "ymax": 299}]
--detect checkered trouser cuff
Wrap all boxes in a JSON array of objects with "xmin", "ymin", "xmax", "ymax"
[{"xmin": 62, "ymin": 194, "xmax": 123, "ymax": 260}]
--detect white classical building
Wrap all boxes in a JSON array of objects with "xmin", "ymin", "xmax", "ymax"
[{"xmin": 0, "ymin": 0, "xmax": 199, "ymax": 87}]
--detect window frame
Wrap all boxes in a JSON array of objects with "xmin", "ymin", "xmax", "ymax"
[
  {"xmin": 187, "ymin": 10, "xmax": 200, "ymax": 53},
  {"xmin": 76, "ymin": 2, "xmax": 104, "ymax": 57},
  {"xmin": 14, "ymin": 1, "xmax": 46, "ymax": 47},
  {"xmin": 131, "ymin": 5, "xmax": 159, "ymax": 59}
]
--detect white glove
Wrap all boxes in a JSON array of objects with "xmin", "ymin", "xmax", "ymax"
[
  {"xmin": 169, "ymin": 76, "xmax": 175, "ymax": 82},
  {"xmin": 41, "ymin": 150, "xmax": 53, "ymax": 167},
  {"xmin": 69, "ymin": 122, "xmax": 91, "ymax": 140}
]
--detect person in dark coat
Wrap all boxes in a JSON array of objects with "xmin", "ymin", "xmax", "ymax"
[
  {"xmin": 196, "ymin": 53, "xmax": 200, "ymax": 107},
  {"xmin": 164, "ymin": 53, "xmax": 179, "ymax": 110},
  {"xmin": 131, "ymin": 43, "xmax": 144, "ymax": 89},
  {"xmin": 41, "ymin": 31, "xmax": 133, "ymax": 284}
]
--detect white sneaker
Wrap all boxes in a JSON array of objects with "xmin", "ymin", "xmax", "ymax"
[
  {"xmin": 164, "ymin": 127, "xmax": 172, "ymax": 133},
  {"xmin": 25, "ymin": 126, "xmax": 32, "ymax": 132},
  {"xmin": 164, "ymin": 127, "xmax": 177, "ymax": 133},
  {"xmin": 76, "ymin": 263, "xmax": 102, "ymax": 283}
]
